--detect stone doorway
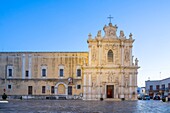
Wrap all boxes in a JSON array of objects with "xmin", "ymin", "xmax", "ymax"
[
  {"xmin": 68, "ymin": 86, "xmax": 72, "ymax": 95},
  {"xmin": 107, "ymin": 85, "xmax": 114, "ymax": 98}
]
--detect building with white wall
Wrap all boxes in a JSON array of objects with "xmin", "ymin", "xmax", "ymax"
[{"xmin": 145, "ymin": 77, "xmax": 170, "ymax": 98}]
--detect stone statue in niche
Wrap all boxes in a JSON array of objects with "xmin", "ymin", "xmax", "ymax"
[
  {"xmin": 92, "ymin": 52, "xmax": 96, "ymax": 61},
  {"xmin": 124, "ymin": 48, "xmax": 130, "ymax": 62},
  {"xmin": 108, "ymin": 72, "xmax": 114, "ymax": 82},
  {"xmin": 92, "ymin": 76, "xmax": 97, "ymax": 88},
  {"xmin": 114, "ymin": 76, "xmax": 118, "ymax": 83},
  {"xmin": 91, "ymin": 48, "xmax": 96, "ymax": 61},
  {"xmin": 124, "ymin": 78, "xmax": 129, "ymax": 88}
]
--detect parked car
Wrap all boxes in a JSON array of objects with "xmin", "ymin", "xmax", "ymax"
[
  {"xmin": 153, "ymin": 95, "xmax": 160, "ymax": 100},
  {"xmin": 142, "ymin": 95, "xmax": 150, "ymax": 100},
  {"xmin": 137, "ymin": 94, "xmax": 144, "ymax": 100}
]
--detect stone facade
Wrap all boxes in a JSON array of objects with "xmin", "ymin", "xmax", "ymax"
[{"xmin": 0, "ymin": 23, "xmax": 139, "ymax": 100}]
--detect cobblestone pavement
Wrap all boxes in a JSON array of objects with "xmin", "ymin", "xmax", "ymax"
[{"xmin": 0, "ymin": 100, "xmax": 170, "ymax": 113}]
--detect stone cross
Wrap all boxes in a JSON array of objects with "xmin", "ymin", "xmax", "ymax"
[{"xmin": 107, "ymin": 15, "xmax": 113, "ymax": 23}]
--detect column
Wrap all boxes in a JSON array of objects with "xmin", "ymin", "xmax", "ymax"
[
  {"xmin": 121, "ymin": 42, "xmax": 124, "ymax": 66},
  {"xmin": 83, "ymin": 73, "xmax": 86, "ymax": 100},
  {"xmin": 98, "ymin": 41, "xmax": 102, "ymax": 66},
  {"xmin": 88, "ymin": 74, "xmax": 91, "ymax": 99},
  {"xmin": 22, "ymin": 54, "xmax": 25, "ymax": 79},
  {"xmin": 129, "ymin": 74, "xmax": 132, "ymax": 99},
  {"xmin": 134, "ymin": 72, "xmax": 138, "ymax": 99},
  {"xmin": 120, "ymin": 71, "xmax": 124, "ymax": 98},
  {"xmin": 129, "ymin": 46, "xmax": 132, "ymax": 66},
  {"xmin": 28, "ymin": 54, "xmax": 32, "ymax": 79},
  {"xmin": 88, "ymin": 45, "xmax": 92, "ymax": 66}
]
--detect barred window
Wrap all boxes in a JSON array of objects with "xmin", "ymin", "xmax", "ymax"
[
  {"xmin": 8, "ymin": 69, "xmax": 12, "ymax": 77},
  {"xmin": 60, "ymin": 69, "xmax": 64, "ymax": 77},
  {"xmin": 77, "ymin": 69, "xmax": 81, "ymax": 77},
  {"xmin": 26, "ymin": 70, "xmax": 29, "ymax": 77},
  {"xmin": 108, "ymin": 50, "xmax": 113, "ymax": 62},
  {"xmin": 42, "ymin": 69, "xmax": 46, "ymax": 77}
]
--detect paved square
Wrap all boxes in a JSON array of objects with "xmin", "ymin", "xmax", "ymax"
[{"xmin": 0, "ymin": 100, "xmax": 170, "ymax": 113}]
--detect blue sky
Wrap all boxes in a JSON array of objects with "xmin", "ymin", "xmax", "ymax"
[{"xmin": 1, "ymin": 0, "xmax": 170, "ymax": 87}]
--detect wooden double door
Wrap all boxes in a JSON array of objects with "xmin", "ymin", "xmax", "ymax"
[{"xmin": 107, "ymin": 85, "xmax": 114, "ymax": 98}]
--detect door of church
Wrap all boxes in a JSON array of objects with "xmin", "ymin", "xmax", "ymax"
[
  {"xmin": 68, "ymin": 86, "xmax": 72, "ymax": 95},
  {"xmin": 107, "ymin": 85, "xmax": 114, "ymax": 98}
]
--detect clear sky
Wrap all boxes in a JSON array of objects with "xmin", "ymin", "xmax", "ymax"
[{"xmin": 1, "ymin": 0, "xmax": 170, "ymax": 87}]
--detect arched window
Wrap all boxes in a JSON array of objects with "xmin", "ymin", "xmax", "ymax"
[{"xmin": 108, "ymin": 50, "xmax": 113, "ymax": 62}]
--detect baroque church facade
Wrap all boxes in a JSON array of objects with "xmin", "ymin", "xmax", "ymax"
[{"xmin": 0, "ymin": 22, "xmax": 139, "ymax": 100}]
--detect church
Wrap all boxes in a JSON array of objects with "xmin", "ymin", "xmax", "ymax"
[{"xmin": 0, "ymin": 22, "xmax": 139, "ymax": 100}]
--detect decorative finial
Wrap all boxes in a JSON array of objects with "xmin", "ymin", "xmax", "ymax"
[
  {"xmin": 135, "ymin": 58, "xmax": 138, "ymax": 66},
  {"xmin": 107, "ymin": 15, "xmax": 113, "ymax": 23},
  {"xmin": 119, "ymin": 30, "xmax": 125, "ymax": 38},
  {"xmin": 88, "ymin": 33, "xmax": 92, "ymax": 39},
  {"xmin": 97, "ymin": 30, "xmax": 101, "ymax": 37}
]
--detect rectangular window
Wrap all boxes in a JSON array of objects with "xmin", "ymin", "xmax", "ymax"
[
  {"xmin": 8, "ymin": 69, "xmax": 12, "ymax": 77},
  {"xmin": 26, "ymin": 70, "xmax": 29, "ymax": 77},
  {"xmin": 8, "ymin": 85, "xmax": 11, "ymax": 89},
  {"xmin": 156, "ymin": 85, "xmax": 160, "ymax": 90},
  {"xmin": 51, "ymin": 86, "xmax": 54, "ymax": 94},
  {"xmin": 150, "ymin": 85, "xmax": 153, "ymax": 90},
  {"xmin": 162, "ymin": 84, "xmax": 165, "ymax": 90},
  {"xmin": 60, "ymin": 69, "xmax": 64, "ymax": 77},
  {"xmin": 42, "ymin": 86, "xmax": 46, "ymax": 94},
  {"xmin": 168, "ymin": 83, "xmax": 170, "ymax": 89},
  {"xmin": 77, "ymin": 69, "xmax": 81, "ymax": 77},
  {"xmin": 28, "ymin": 86, "xmax": 33, "ymax": 95},
  {"xmin": 42, "ymin": 69, "xmax": 46, "ymax": 77},
  {"xmin": 77, "ymin": 85, "xmax": 81, "ymax": 89}
]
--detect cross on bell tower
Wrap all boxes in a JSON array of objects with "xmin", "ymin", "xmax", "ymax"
[{"xmin": 107, "ymin": 15, "xmax": 113, "ymax": 23}]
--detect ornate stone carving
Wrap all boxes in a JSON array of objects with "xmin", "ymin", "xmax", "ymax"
[
  {"xmin": 107, "ymin": 72, "xmax": 115, "ymax": 82},
  {"xmin": 92, "ymin": 76, "xmax": 97, "ymax": 88},
  {"xmin": 124, "ymin": 77, "xmax": 129, "ymax": 88},
  {"xmin": 103, "ymin": 23, "xmax": 118, "ymax": 38},
  {"xmin": 105, "ymin": 44, "xmax": 109, "ymax": 50}
]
